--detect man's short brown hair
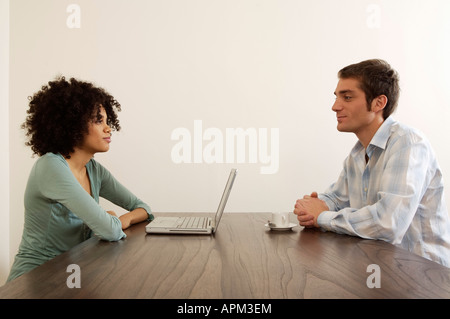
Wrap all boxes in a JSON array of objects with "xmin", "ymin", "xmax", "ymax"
[{"xmin": 338, "ymin": 59, "xmax": 400, "ymax": 119}]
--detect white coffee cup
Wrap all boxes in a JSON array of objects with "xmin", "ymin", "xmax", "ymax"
[{"xmin": 270, "ymin": 212, "xmax": 290, "ymax": 228}]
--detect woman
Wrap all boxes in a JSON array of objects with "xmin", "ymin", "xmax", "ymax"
[{"xmin": 7, "ymin": 77, "xmax": 153, "ymax": 281}]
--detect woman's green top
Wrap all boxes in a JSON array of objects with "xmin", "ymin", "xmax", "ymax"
[{"xmin": 7, "ymin": 153, "xmax": 152, "ymax": 281}]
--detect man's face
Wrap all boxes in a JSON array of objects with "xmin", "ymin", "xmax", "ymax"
[{"xmin": 332, "ymin": 78, "xmax": 377, "ymax": 136}]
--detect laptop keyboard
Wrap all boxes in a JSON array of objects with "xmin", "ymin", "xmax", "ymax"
[{"xmin": 177, "ymin": 216, "xmax": 208, "ymax": 229}]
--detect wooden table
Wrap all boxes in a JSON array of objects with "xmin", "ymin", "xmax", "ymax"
[{"xmin": 1, "ymin": 213, "xmax": 449, "ymax": 299}]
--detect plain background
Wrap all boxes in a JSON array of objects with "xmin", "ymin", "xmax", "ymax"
[{"xmin": 2, "ymin": 0, "xmax": 450, "ymax": 284}]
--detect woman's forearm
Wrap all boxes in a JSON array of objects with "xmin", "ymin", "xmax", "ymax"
[{"xmin": 119, "ymin": 208, "xmax": 149, "ymax": 230}]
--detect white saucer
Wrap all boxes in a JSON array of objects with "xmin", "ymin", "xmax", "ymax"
[{"xmin": 265, "ymin": 223, "xmax": 297, "ymax": 231}]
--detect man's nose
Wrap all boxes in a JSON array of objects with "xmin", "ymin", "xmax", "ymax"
[{"xmin": 332, "ymin": 99, "xmax": 342, "ymax": 112}]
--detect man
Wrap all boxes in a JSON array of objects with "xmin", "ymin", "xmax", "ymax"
[{"xmin": 294, "ymin": 59, "xmax": 450, "ymax": 267}]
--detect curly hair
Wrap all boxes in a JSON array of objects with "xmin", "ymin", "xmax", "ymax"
[{"xmin": 22, "ymin": 76, "xmax": 121, "ymax": 158}]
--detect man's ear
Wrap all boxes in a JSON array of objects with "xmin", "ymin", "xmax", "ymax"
[{"xmin": 371, "ymin": 95, "xmax": 388, "ymax": 113}]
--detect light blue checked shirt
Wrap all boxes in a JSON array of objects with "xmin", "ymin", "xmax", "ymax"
[{"xmin": 318, "ymin": 117, "xmax": 450, "ymax": 267}]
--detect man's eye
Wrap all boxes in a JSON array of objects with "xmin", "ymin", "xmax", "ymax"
[{"xmin": 344, "ymin": 96, "xmax": 352, "ymax": 100}]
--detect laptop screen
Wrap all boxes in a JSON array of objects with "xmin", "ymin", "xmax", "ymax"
[{"xmin": 213, "ymin": 169, "xmax": 237, "ymax": 232}]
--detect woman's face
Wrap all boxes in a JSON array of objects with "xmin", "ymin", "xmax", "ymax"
[{"xmin": 79, "ymin": 106, "xmax": 112, "ymax": 155}]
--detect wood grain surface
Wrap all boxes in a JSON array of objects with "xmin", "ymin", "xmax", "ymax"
[{"xmin": 1, "ymin": 213, "xmax": 449, "ymax": 299}]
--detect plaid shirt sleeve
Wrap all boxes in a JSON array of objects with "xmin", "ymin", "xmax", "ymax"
[{"xmin": 317, "ymin": 117, "xmax": 450, "ymax": 267}]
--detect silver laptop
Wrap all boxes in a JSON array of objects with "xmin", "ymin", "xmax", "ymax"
[{"xmin": 145, "ymin": 169, "xmax": 237, "ymax": 234}]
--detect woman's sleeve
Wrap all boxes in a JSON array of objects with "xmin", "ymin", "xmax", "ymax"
[
  {"xmin": 36, "ymin": 156, "xmax": 126, "ymax": 241},
  {"xmin": 95, "ymin": 161, "xmax": 154, "ymax": 221}
]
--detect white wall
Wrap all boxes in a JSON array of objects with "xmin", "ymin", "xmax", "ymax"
[
  {"xmin": 4, "ymin": 0, "xmax": 450, "ymax": 283},
  {"xmin": 0, "ymin": 0, "xmax": 10, "ymax": 285}
]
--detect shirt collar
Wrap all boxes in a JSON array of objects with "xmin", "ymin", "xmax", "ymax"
[
  {"xmin": 350, "ymin": 116, "xmax": 396, "ymax": 157},
  {"xmin": 369, "ymin": 116, "xmax": 395, "ymax": 149},
  {"xmin": 368, "ymin": 116, "xmax": 396, "ymax": 150}
]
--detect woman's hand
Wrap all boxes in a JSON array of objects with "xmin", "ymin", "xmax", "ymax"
[{"xmin": 118, "ymin": 208, "xmax": 148, "ymax": 230}]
